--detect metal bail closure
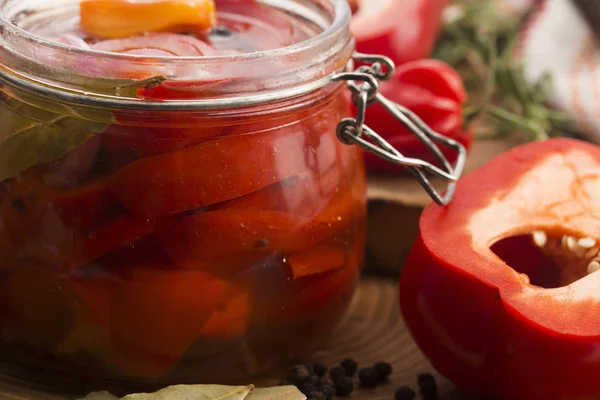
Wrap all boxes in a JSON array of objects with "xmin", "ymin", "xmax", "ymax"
[{"xmin": 332, "ymin": 52, "xmax": 467, "ymax": 206}]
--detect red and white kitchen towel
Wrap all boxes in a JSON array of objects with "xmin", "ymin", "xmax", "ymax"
[{"xmin": 496, "ymin": 0, "xmax": 600, "ymax": 141}]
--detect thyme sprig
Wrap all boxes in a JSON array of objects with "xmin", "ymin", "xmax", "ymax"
[{"xmin": 433, "ymin": 0, "xmax": 572, "ymax": 141}]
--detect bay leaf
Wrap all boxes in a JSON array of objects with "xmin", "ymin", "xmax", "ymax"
[
  {"xmin": 0, "ymin": 113, "xmax": 108, "ymax": 181},
  {"xmin": 245, "ymin": 386, "xmax": 306, "ymax": 400},
  {"xmin": 78, "ymin": 385, "xmax": 306, "ymax": 400},
  {"xmin": 0, "ymin": 89, "xmax": 113, "ymax": 181},
  {"xmin": 78, "ymin": 391, "xmax": 119, "ymax": 400},
  {"xmin": 0, "ymin": 96, "xmax": 59, "ymax": 141},
  {"xmin": 6, "ymin": 87, "xmax": 117, "ymax": 123},
  {"xmin": 57, "ymin": 74, "xmax": 167, "ymax": 98},
  {"xmin": 121, "ymin": 384, "xmax": 253, "ymax": 400}
]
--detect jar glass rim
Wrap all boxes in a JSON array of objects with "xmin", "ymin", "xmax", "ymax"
[
  {"xmin": 0, "ymin": 0, "xmax": 351, "ymax": 63},
  {"xmin": 0, "ymin": 0, "xmax": 355, "ymax": 110}
]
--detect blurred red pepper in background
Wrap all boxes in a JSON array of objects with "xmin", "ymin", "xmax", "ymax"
[
  {"xmin": 350, "ymin": 0, "xmax": 448, "ymax": 67},
  {"xmin": 350, "ymin": 59, "xmax": 472, "ymax": 174}
]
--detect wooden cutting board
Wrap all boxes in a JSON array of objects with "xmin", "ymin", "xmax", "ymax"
[{"xmin": 0, "ymin": 275, "xmax": 477, "ymax": 400}]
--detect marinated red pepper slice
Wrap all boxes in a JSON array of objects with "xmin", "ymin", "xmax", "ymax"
[
  {"xmin": 101, "ymin": 118, "xmax": 234, "ymax": 159},
  {"xmin": 264, "ymin": 246, "xmax": 360, "ymax": 326},
  {"xmin": 79, "ymin": 0, "xmax": 217, "ymax": 39},
  {"xmin": 52, "ymin": 178, "xmax": 122, "ymax": 232},
  {"xmin": 111, "ymin": 266, "xmax": 228, "ymax": 370},
  {"xmin": 156, "ymin": 179, "xmax": 362, "ymax": 273},
  {"xmin": 399, "ymin": 138, "xmax": 600, "ymax": 400},
  {"xmin": 73, "ymin": 214, "xmax": 155, "ymax": 270},
  {"xmin": 156, "ymin": 210, "xmax": 311, "ymax": 270},
  {"xmin": 287, "ymin": 246, "xmax": 346, "ymax": 280},
  {"xmin": 1, "ymin": 173, "xmax": 121, "ymax": 237},
  {"xmin": 0, "ymin": 269, "xmax": 75, "ymax": 349},
  {"xmin": 110, "ymin": 124, "xmax": 338, "ymax": 218},
  {"xmin": 211, "ymin": 139, "xmax": 358, "ymax": 218},
  {"xmin": 54, "ymin": 273, "xmax": 112, "ymax": 358},
  {"xmin": 110, "ymin": 340, "xmax": 182, "ymax": 379},
  {"xmin": 199, "ymin": 287, "xmax": 251, "ymax": 339},
  {"xmin": 211, "ymin": 168, "xmax": 346, "ymax": 218}
]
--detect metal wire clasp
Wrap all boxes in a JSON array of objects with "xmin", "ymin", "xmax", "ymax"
[{"xmin": 331, "ymin": 53, "xmax": 467, "ymax": 206}]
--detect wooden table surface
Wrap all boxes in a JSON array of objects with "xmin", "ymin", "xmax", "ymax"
[{"xmin": 0, "ymin": 276, "xmax": 474, "ymax": 399}]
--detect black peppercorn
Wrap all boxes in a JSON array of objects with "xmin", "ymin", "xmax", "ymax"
[
  {"xmin": 358, "ymin": 367, "xmax": 379, "ymax": 388},
  {"xmin": 340, "ymin": 358, "xmax": 358, "ymax": 377},
  {"xmin": 303, "ymin": 373, "xmax": 321, "ymax": 386},
  {"xmin": 395, "ymin": 385, "xmax": 416, "ymax": 400},
  {"xmin": 299, "ymin": 381, "xmax": 318, "ymax": 397},
  {"xmin": 313, "ymin": 362, "xmax": 328, "ymax": 378},
  {"xmin": 308, "ymin": 392, "xmax": 326, "ymax": 400},
  {"xmin": 334, "ymin": 376, "xmax": 354, "ymax": 397},
  {"xmin": 320, "ymin": 381, "xmax": 336, "ymax": 400},
  {"xmin": 418, "ymin": 373, "xmax": 438, "ymax": 400},
  {"xmin": 287, "ymin": 364, "xmax": 310, "ymax": 384},
  {"xmin": 320, "ymin": 377, "xmax": 334, "ymax": 388},
  {"xmin": 373, "ymin": 361, "xmax": 393, "ymax": 382},
  {"xmin": 329, "ymin": 366, "xmax": 346, "ymax": 382}
]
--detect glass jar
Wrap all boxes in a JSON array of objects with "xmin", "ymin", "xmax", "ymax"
[{"xmin": 0, "ymin": 0, "xmax": 464, "ymax": 393}]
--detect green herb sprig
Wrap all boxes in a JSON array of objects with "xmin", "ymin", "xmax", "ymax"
[{"xmin": 433, "ymin": 0, "xmax": 572, "ymax": 141}]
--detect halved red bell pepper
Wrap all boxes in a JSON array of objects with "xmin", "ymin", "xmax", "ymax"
[
  {"xmin": 400, "ymin": 138, "xmax": 600, "ymax": 400},
  {"xmin": 352, "ymin": 59, "xmax": 471, "ymax": 174},
  {"xmin": 110, "ymin": 124, "xmax": 339, "ymax": 218}
]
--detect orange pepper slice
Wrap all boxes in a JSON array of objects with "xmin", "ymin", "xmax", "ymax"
[{"xmin": 79, "ymin": 0, "xmax": 217, "ymax": 39}]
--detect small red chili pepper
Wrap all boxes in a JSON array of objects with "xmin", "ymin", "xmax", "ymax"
[
  {"xmin": 350, "ymin": 0, "xmax": 448, "ymax": 67},
  {"xmin": 400, "ymin": 138, "xmax": 600, "ymax": 400},
  {"xmin": 351, "ymin": 59, "xmax": 472, "ymax": 174}
]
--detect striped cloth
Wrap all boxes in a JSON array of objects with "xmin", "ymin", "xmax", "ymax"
[{"xmin": 506, "ymin": 0, "xmax": 600, "ymax": 141}]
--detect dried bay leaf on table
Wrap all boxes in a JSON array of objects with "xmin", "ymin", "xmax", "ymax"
[
  {"xmin": 79, "ymin": 385, "xmax": 306, "ymax": 400},
  {"xmin": 78, "ymin": 391, "xmax": 119, "ymax": 400},
  {"xmin": 121, "ymin": 384, "xmax": 253, "ymax": 400},
  {"xmin": 245, "ymin": 386, "xmax": 306, "ymax": 400}
]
